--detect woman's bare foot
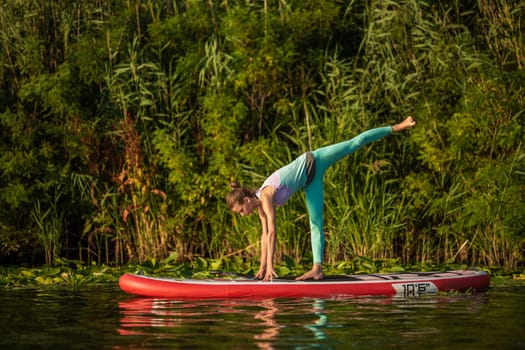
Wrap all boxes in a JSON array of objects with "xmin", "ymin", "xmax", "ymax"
[
  {"xmin": 392, "ymin": 116, "xmax": 416, "ymax": 132},
  {"xmin": 296, "ymin": 263, "xmax": 324, "ymax": 280}
]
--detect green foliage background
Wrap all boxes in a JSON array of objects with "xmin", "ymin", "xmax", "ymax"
[{"xmin": 0, "ymin": 0, "xmax": 523, "ymax": 270}]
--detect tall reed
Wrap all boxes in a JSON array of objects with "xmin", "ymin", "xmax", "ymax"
[{"xmin": 31, "ymin": 190, "xmax": 64, "ymax": 265}]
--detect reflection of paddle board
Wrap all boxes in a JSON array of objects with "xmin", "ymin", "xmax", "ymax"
[{"xmin": 119, "ymin": 270, "xmax": 489, "ymax": 299}]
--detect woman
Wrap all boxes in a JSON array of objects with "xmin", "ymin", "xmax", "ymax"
[{"xmin": 227, "ymin": 116, "xmax": 416, "ymax": 281}]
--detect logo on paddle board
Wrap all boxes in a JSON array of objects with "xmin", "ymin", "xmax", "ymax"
[{"xmin": 392, "ymin": 282, "xmax": 439, "ymax": 297}]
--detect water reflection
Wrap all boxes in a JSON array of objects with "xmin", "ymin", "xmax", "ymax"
[
  {"xmin": 119, "ymin": 298, "xmax": 180, "ymax": 334},
  {"xmin": 253, "ymin": 299, "xmax": 279, "ymax": 349},
  {"xmin": 117, "ymin": 293, "xmax": 497, "ymax": 349},
  {"xmin": 118, "ymin": 297, "xmax": 333, "ymax": 348},
  {"xmin": 117, "ymin": 296, "xmax": 437, "ymax": 347},
  {"xmin": 304, "ymin": 299, "xmax": 328, "ymax": 341},
  {"xmin": 252, "ymin": 299, "xmax": 331, "ymax": 349},
  {"xmin": 2, "ymin": 285, "xmax": 521, "ymax": 350}
]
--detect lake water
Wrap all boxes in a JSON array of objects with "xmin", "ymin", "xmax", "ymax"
[{"xmin": 1, "ymin": 282, "xmax": 524, "ymax": 349}]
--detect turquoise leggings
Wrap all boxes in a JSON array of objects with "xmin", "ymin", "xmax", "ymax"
[{"xmin": 304, "ymin": 126, "xmax": 393, "ymax": 263}]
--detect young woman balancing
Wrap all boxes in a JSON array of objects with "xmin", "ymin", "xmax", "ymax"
[{"xmin": 227, "ymin": 116, "xmax": 416, "ymax": 281}]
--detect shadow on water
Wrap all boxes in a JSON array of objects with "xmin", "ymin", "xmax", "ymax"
[{"xmin": 1, "ymin": 285, "xmax": 524, "ymax": 349}]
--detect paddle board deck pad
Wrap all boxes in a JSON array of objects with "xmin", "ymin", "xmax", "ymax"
[{"xmin": 119, "ymin": 270, "xmax": 489, "ymax": 299}]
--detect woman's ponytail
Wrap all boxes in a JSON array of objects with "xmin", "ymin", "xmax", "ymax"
[{"xmin": 226, "ymin": 181, "xmax": 256, "ymax": 209}]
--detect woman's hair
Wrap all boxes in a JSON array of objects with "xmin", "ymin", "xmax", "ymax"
[{"xmin": 226, "ymin": 181, "xmax": 256, "ymax": 209}]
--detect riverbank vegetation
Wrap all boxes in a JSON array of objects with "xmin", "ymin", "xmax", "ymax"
[
  {"xmin": 1, "ymin": 258, "xmax": 524, "ymax": 289},
  {"xmin": 1, "ymin": 0, "xmax": 524, "ymax": 272}
]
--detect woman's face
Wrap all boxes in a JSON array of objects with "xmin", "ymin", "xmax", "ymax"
[{"xmin": 231, "ymin": 197, "xmax": 256, "ymax": 216}]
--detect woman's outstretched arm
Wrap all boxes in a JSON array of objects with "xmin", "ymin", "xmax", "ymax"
[{"xmin": 256, "ymin": 187, "xmax": 278, "ymax": 281}]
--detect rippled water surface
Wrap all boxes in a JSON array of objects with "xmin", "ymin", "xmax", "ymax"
[{"xmin": 1, "ymin": 283, "xmax": 524, "ymax": 349}]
